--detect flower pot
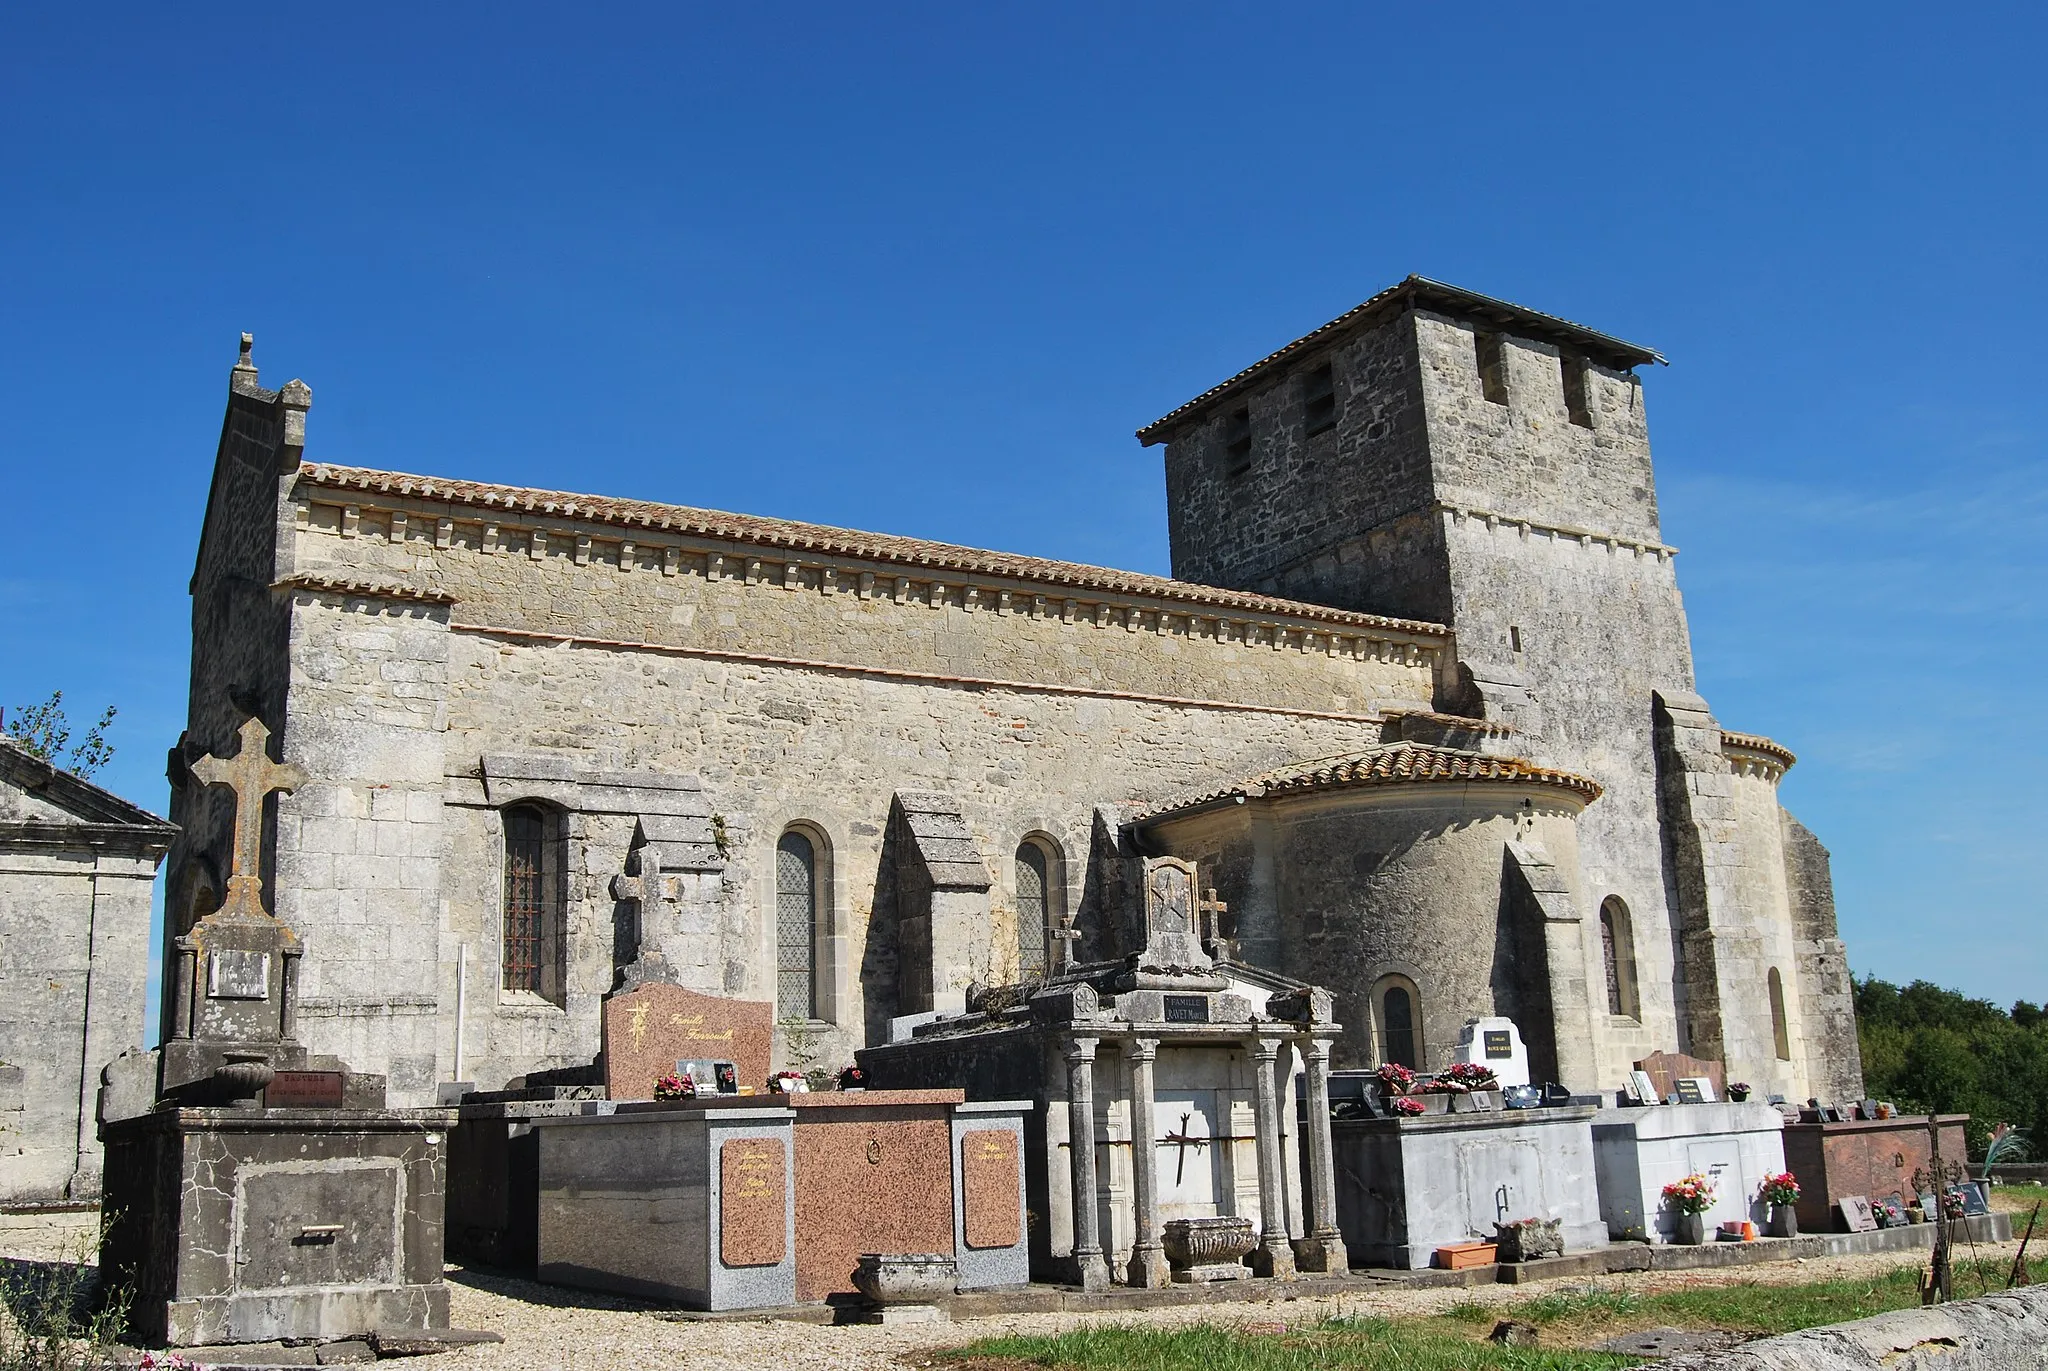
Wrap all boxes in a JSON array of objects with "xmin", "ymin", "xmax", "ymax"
[
  {"xmin": 1768, "ymin": 1205, "xmax": 1798, "ymax": 1239},
  {"xmin": 1673, "ymin": 1213, "xmax": 1707, "ymax": 1246},
  {"xmin": 1412, "ymin": 1093, "xmax": 1452, "ymax": 1115},
  {"xmin": 1161, "ymin": 1216, "xmax": 1256, "ymax": 1270},
  {"xmin": 852, "ymin": 1253, "xmax": 957, "ymax": 1306},
  {"xmin": 1727, "ymin": 1088, "xmax": 1750, "ymax": 1102}
]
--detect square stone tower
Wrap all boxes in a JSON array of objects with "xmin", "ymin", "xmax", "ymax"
[{"xmin": 1141, "ymin": 277, "xmax": 1862, "ymax": 1104}]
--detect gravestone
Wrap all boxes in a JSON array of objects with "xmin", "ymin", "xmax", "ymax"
[
  {"xmin": 1634, "ymin": 1051, "xmax": 1726, "ymax": 1105},
  {"xmin": 601, "ymin": 982, "xmax": 773, "ymax": 1098},
  {"xmin": 98, "ymin": 716, "xmax": 456, "ymax": 1348},
  {"xmin": 1452, "ymin": 1017, "xmax": 1531, "ymax": 1089}
]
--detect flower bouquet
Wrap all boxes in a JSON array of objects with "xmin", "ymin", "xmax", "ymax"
[
  {"xmin": 653, "ymin": 1071, "xmax": 695, "ymax": 1100},
  {"xmin": 1376, "ymin": 1062, "xmax": 1417, "ymax": 1095},
  {"xmin": 837, "ymin": 1064, "xmax": 868, "ymax": 1091},
  {"xmin": 1760, "ymin": 1170, "xmax": 1800, "ymax": 1235},
  {"xmin": 1420, "ymin": 1061, "xmax": 1499, "ymax": 1094},
  {"xmin": 1391, "ymin": 1096, "xmax": 1426, "ymax": 1117},
  {"xmin": 1662, "ymin": 1172, "xmax": 1717, "ymax": 1244},
  {"xmin": 768, "ymin": 1070, "xmax": 808, "ymax": 1094}
]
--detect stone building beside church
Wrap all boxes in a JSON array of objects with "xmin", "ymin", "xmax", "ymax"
[{"xmin": 163, "ymin": 278, "xmax": 1864, "ymax": 1112}]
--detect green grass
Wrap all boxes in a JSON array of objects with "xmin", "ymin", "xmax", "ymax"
[
  {"xmin": 941, "ymin": 1266, "xmax": 1934, "ymax": 1371},
  {"xmin": 1992, "ymin": 1183, "xmax": 2048, "ymax": 1217},
  {"xmin": 951, "ymin": 1319, "xmax": 1634, "ymax": 1371}
]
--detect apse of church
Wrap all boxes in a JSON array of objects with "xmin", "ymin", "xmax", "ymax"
[{"xmin": 165, "ymin": 280, "xmax": 1863, "ymax": 1109}]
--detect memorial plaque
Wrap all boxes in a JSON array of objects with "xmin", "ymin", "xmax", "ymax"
[
  {"xmin": 264, "ymin": 1071, "xmax": 345, "ymax": 1109},
  {"xmin": 1163, "ymin": 995, "xmax": 1209, "ymax": 1024},
  {"xmin": 1674, "ymin": 1077, "xmax": 1710, "ymax": 1105},
  {"xmin": 603, "ymin": 983, "xmax": 773, "ymax": 1099},
  {"xmin": 719, "ymin": 1137, "xmax": 786, "ymax": 1268},
  {"xmin": 207, "ymin": 949, "xmax": 271, "ymax": 1000},
  {"xmin": 961, "ymin": 1129, "xmax": 1021, "ymax": 1250},
  {"xmin": 1838, "ymin": 1195, "xmax": 1878, "ymax": 1233},
  {"xmin": 1483, "ymin": 1030, "xmax": 1513, "ymax": 1059}
]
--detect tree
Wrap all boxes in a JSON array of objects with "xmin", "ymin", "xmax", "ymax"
[
  {"xmin": 2, "ymin": 691, "xmax": 116, "ymax": 779},
  {"xmin": 1857, "ymin": 974, "xmax": 2048, "ymax": 1160}
]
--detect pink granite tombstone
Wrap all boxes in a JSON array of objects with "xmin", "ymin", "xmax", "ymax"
[{"xmin": 601, "ymin": 983, "xmax": 773, "ymax": 1099}]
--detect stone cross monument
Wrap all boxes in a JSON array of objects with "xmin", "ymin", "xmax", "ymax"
[{"xmin": 160, "ymin": 716, "xmax": 314, "ymax": 1104}]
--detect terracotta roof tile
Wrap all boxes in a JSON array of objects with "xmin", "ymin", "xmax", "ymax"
[
  {"xmin": 1719, "ymin": 730, "xmax": 1796, "ymax": 770},
  {"xmin": 1128, "ymin": 742, "xmax": 1602, "ymax": 823}
]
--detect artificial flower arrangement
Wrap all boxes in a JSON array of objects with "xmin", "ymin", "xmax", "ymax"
[
  {"xmin": 768, "ymin": 1070, "xmax": 808, "ymax": 1094},
  {"xmin": 1391, "ymin": 1096, "xmax": 1427, "ymax": 1117},
  {"xmin": 1727, "ymin": 1081, "xmax": 1752, "ymax": 1101},
  {"xmin": 837, "ymin": 1064, "xmax": 867, "ymax": 1090},
  {"xmin": 1661, "ymin": 1172, "xmax": 1718, "ymax": 1215},
  {"xmin": 1758, "ymin": 1171, "xmax": 1800, "ymax": 1207},
  {"xmin": 653, "ymin": 1072, "xmax": 696, "ymax": 1100},
  {"xmin": 1375, "ymin": 1062, "xmax": 1418, "ymax": 1094},
  {"xmin": 140, "ymin": 1355, "xmax": 202, "ymax": 1370},
  {"xmin": 1419, "ymin": 1061, "xmax": 1499, "ymax": 1094}
]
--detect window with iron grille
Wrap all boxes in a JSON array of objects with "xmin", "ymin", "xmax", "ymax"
[
  {"xmin": 776, "ymin": 829, "xmax": 817, "ymax": 1019},
  {"xmin": 502, "ymin": 804, "xmax": 548, "ymax": 995},
  {"xmin": 1015, "ymin": 841, "xmax": 1049, "ymax": 978}
]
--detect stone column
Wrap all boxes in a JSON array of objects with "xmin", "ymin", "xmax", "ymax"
[
  {"xmin": 1064, "ymin": 1035, "xmax": 1111, "ymax": 1291},
  {"xmin": 1291, "ymin": 1035, "xmax": 1348, "ymax": 1274},
  {"xmin": 1248, "ymin": 1033, "xmax": 1297, "ymax": 1278},
  {"xmin": 1124, "ymin": 1037, "xmax": 1170, "ymax": 1288}
]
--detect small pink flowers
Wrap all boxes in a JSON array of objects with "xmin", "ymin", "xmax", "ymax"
[
  {"xmin": 1391, "ymin": 1096, "xmax": 1426, "ymax": 1117},
  {"xmin": 653, "ymin": 1072, "xmax": 695, "ymax": 1100}
]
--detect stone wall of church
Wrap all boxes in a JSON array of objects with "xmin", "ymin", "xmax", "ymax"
[{"xmin": 263, "ymin": 483, "xmax": 1447, "ymax": 1101}]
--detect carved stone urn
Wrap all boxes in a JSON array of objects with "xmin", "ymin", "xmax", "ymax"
[
  {"xmin": 213, "ymin": 1051, "xmax": 276, "ymax": 1107},
  {"xmin": 1161, "ymin": 1216, "xmax": 1256, "ymax": 1278},
  {"xmin": 852, "ymin": 1252, "xmax": 957, "ymax": 1307}
]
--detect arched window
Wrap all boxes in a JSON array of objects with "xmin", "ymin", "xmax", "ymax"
[
  {"xmin": 1600, "ymin": 897, "xmax": 1641, "ymax": 1020},
  {"xmin": 502, "ymin": 803, "xmax": 564, "ymax": 1004},
  {"xmin": 1372, "ymin": 974, "xmax": 1423, "ymax": 1069},
  {"xmin": 776, "ymin": 829, "xmax": 820, "ymax": 1019},
  {"xmin": 1768, "ymin": 968, "xmax": 1791, "ymax": 1061},
  {"xmin": 1014, "ymin": 839, "xmax": 1054, "ymax": 978}
]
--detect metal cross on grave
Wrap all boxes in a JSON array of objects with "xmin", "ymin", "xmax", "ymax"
[
  {"xmin": 1161, "ymin": 1110, "xmax": 1210, "ymax": 1186},
  {"xmin": 190, "ymin": 716, "xmax": 307, "ymax": 922}
]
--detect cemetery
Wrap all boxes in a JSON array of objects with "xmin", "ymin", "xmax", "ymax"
[{"xmin": 21, "ymin": 705, "xmax": 2005, "ymax": 1356}]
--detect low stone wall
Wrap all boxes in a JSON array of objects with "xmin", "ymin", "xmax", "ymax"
[{"xmin": 1659, "ymin": 1285, "xmax": 2048, "ymax": 1369}]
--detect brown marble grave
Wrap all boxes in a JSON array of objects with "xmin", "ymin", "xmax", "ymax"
[
  {"xmin": 1634, "ymin": 1051, "xmax": 1726, "ymax": 1104},
  {"xmin": 602, "ymin": 983, "xmax": 773, "ymax": 1099},
  {"xmin": 961, "ymin": 1129, "xmax": 1021, "ymax": 1250},
  {"xmin": 719, "ymin": 1137, "xmax": 787, "ymax": 1268},
  {"xmin": 1782, "ymin": 1114, "xmax": 1968, "ymax": 1234},
  {"xmin": 790, "ymin": 1092, "xmax": 960, "ymax": 1303}
]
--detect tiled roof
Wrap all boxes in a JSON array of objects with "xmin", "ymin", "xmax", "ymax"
[
  {"xmin": 1136, "ymin": 275, "xmax": 1664, "ymax": 444},
  {"xmin": 1128, "ymin": 742, "xmax": 1602, "ymax": 824},
  {"xmin": 294, "ymin": 463, "xmax": 1447, "ymax": 637},
  {"xmin": 1719, "ymin": 730, "xmax": 1796, "ymax": 769}
]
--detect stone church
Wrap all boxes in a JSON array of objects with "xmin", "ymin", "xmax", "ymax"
[{"xmin": 164, "ymin": 277, "xmax": 1864, "ymax": 1111}]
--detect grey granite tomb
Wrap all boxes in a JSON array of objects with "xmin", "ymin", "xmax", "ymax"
[{"xmin": 98, "ymin": 717, "xmax": 457, "ymax": 1347}]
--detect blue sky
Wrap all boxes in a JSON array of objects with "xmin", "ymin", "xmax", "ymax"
[{"xmin": 2, "ymin": 6, "xmax": 2041, "ymax": 1021}]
